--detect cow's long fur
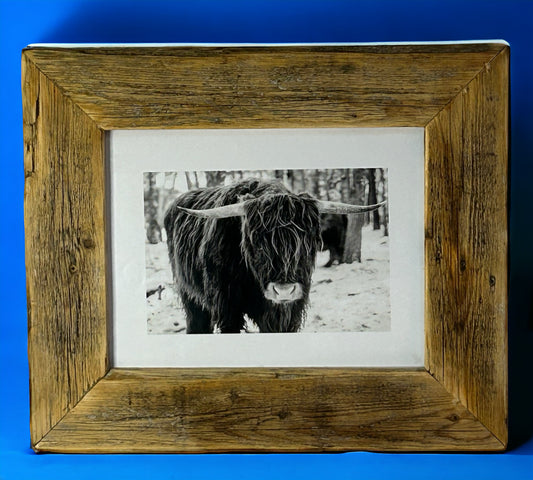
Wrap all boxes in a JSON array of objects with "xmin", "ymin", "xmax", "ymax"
[{"xmin": 164, "ymin": 179, "xmax": 321, "ymax": 333}]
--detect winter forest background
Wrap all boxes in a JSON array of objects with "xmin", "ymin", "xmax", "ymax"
[{"xmin": 144, "ymin": 168, "xmax": 391, "ymax": 334}]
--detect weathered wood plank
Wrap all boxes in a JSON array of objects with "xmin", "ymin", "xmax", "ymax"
[
  {"xmin": 22, "ymin": 43, "xmax": 509, "ymax": 453},
  {"xmin": 23, "ymin": 54, "xmax": 109, "ymax": 446},
  {"xmin": 24, "ymin": 44, "xmax": 505, "ymax": 129},
  {"xmin": 425, "ymin": 48, "xmax": 508, "ymax": 444},
  {"xmin": 35, "ymin": 368, "xmax": 504, "ymax": 453}
]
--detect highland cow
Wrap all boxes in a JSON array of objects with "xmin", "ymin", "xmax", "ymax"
[{"xmin": 164, "ymin": 179, "xmax": 383, "ymax": 334}]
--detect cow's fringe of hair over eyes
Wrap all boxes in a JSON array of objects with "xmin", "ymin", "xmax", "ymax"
[{"xmin": 242, "ymin": 193, "xmax": 321, "ymax": 284}]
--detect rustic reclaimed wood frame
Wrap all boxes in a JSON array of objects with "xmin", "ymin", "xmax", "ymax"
[{"xmin": 22, "ymin": 43, "xmax": 508, "ymax": 453}]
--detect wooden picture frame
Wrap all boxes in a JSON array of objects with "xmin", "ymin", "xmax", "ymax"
[{"xmin": 22, "ymin": 43, "xmax": 509, "ymax": 453}]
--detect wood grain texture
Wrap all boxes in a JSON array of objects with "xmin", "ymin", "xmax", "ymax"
[
  {"xmin": 22, "ymin": 44, "xmax": 509, "ymax": 453},
  {"xmin": 425, "ymin": 47, "xmax": 508, "ymax": 444},
  {"xmin": 24, "ymin": 44, "xmax": 505, "ymax": 129},
  {"xmin": 35, "ymin": 368, "xmax": 503, "ymax": 453},
  {"xmin": 22, "ymin": 54, "xmax": 108, "ymax": 446}
]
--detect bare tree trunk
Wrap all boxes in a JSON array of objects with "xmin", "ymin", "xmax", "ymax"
[
  {"xmin": 286, "ymin": 170, "xmax": 295, "ymax": 191},
  {"xmin": 184, "ymin": 171, "xmax": 193, "ymax": 190},
  {"xmin": 343, "ymin": 215, "xmax": 364, "ymax": 263},
  {"xmin": 144, "ymin": 172, "xmax": 161, "ymax": 244},
  {"xmin": 342, "ymin": 170, "xmax": 365, "ymax": 263},
  {"xmin": 367, "ymin": 168, "xmax": 381, "ymax": 230},
  {"xmin": 380, "ymin": 168, "xmax": 389, "ymax": 237},
  {"xmin": 340, "ymin": 169, "xmax": 350, "ymax": 203},
  {"xmin": 157, "ymin": 172, "xmax": 177, "ymax": 230},
  {"xmin": 300, "ymin": 169, "xmax": 307, "ymax": 193},
  {"xmin": 311, "ymin": 169, "xmax": 320, "ymax": 197}
]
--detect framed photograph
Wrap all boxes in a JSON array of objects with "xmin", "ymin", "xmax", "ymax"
[{"xmin": 22, "ymin": 42, "xmax": 508, "ymax": 453}]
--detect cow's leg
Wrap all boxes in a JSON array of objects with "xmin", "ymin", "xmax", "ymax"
[
  {"xmin": 323, "ymin": 246, "xmax": 343, "ymax": 267},
  {"xmin": 331, "ymin": 245, "xmax": 344, "ymax": 266},
  {"xmin": 217, "ymin": 311, "xmax": 246, "ymax": 334},
  {"xmin": 181, "ymin": 293, "xmax": 213, "ymax": 333},
  {"xmin": 323, "ymin": 250, "xmax": 334, "ymax": 268}
]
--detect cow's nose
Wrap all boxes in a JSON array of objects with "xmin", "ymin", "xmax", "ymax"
[{"xmin": 265, "ymin": 282, "xmax": 303, "ymax": 303}]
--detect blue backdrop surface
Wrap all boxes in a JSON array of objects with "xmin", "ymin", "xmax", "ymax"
[{"xmin": 1, "ymin": 1, "xmax": 532, "ymax": 479}]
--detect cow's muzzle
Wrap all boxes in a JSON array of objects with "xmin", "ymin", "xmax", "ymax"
[{"xmin": 264, "ymin": 282, "xmax": 303, "ymax": 304}]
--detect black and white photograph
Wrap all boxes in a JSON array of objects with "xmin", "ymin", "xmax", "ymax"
[
  {"xmin": 110, "ymin": 128, "xmax": 424, "ymax": 367},
  {"xmin": 144, "ymin": 168, "xmax": 390, "ymax": 335}
]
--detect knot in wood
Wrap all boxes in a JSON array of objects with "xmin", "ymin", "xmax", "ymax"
[
  {"xmin": 460, "ymin": 258, "xmax": 467, "ymax": 272},
  {"xmin": 82, "ymin": 237, "xmax": 95, "ymax": 249}
]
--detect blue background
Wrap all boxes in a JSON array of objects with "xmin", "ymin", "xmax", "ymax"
[{"xmin": 1, "ymin": 1, "xmax": 532, "ymax": 478}]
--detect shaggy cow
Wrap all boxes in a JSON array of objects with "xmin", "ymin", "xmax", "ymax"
[{"xmin": 164, "ymin": 179, "xmax": 383, "ymax": 334}]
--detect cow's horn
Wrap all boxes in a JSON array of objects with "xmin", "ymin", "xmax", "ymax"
[
  {"xmin": 317, "ymin": 200, "xmax": 386, "ymax": 214},
  {"xmin": 177, "ymin": 202, "xmax": 246, "ymax": 219}
]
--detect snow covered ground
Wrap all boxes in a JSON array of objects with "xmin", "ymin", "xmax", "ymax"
[{"xmin": 145, "ymin": 225, "xmax": 390, "ymax": 334}]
